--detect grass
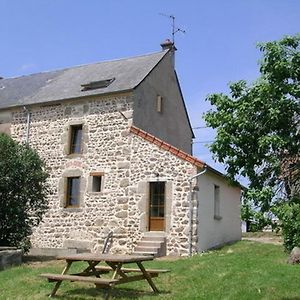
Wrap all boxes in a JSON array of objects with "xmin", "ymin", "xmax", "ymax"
[{"xmin": 0, "ymin": 241, "xmax": 300, "ymax": 300}]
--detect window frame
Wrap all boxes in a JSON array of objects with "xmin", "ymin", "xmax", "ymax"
[
  {"xmin": 65, "ymin": 176, "xmax": 81, "ymax": 208},
  {"xmin": 214, "ymin": 184, "xmax": 222, "ymax": 220},
  {"xmin": 90, "ymin": 172, "xmax": 104, "ymax": 193},
  {"xmin": 69, "ymin": 124, "xmax": 83, "ymax": 155},
  {"xmin": 156, "ymin": 95, "xmax": 163, "ymax": 113}
]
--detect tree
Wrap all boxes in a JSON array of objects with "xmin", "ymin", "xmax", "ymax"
[
  {"xmin": 204, "ymin": 35, "xmax": 300, "ymax": 249},
  {"xmin": 0, "ymin": 133, "xmax": 48, "ymax": 251}
]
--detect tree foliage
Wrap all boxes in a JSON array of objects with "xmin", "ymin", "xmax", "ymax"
[
  {"xmin": 0, "ymin": 133, "xmax": 48, "ymax": 251},
  {"xmin": 204, "ymin": 35, "xmax": 300, "ymax": 250}
]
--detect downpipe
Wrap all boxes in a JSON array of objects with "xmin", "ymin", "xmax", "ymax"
[{"xmin": 188, "ymin": 167, "xmax": 207, "ymax": 256}]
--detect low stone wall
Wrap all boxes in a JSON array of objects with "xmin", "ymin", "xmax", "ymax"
[
  {"xmin": 28, "ymin": 247, "xmax": 90, "ymax": 257},
  {"xmin": 0, "ymin": 247, "xmax": 22, "ymax": 270}
]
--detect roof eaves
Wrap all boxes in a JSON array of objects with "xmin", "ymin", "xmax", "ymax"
[
  {"xmin": 130, "ymin": 125, "xmax": 245, "ymax": 189},
  {"xmin": 129, "ymin": 125, "xmax": 205, "ymax": 168},
  {"xmin": 174, "ymin": 70, "xmax": 195, "ymax": 139},
  {"xmin": 201, "ymin": 165, "xmax": 246, "ymax": 190},
  {"xmin": 0, "ymin": 88, "xmax": 134, "ymax": 111}
]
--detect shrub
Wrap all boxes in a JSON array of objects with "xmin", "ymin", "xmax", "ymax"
[
  {"xmin": 273, "ymin": 199, "xmax": 300, "ymax": 252},
  {"xmin": 0, "ymin": 133, "xmax": 48, "ymax": 252}
]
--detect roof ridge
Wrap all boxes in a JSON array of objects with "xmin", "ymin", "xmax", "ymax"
[
  {"xmin": 1, "ymin": 50, "xmax": 169, "ymax": 81},
  {"xmin": 129, "ymin": 125, "xmax": 206, "ymax": 168}
]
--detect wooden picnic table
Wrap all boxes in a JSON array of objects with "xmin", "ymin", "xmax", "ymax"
[{"xmin": 40, "ymin": 253, "xmax": 169, "ymax": 299}]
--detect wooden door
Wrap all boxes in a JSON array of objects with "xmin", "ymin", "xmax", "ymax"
[{"xmin": 149, "ymin": 182, "xmax": 165, "ymax": 231}]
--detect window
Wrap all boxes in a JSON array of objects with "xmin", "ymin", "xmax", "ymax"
[
  {"xmin": 149, "ymin": 182, "xmax": 165, "ymax": 218},
  {"xmin": 214, "ymin": 185, "xmax": 221, "ymax": 220},
  {"xmin": 90, "ymin": 172, "xmax": 103, "ymax": 192},
  {"xmin": 65, "ymin": 177, "xmax": 80, "ymax": 207},
  {"xmin": 69, "ymin": 124, "xmax": 83, "ymax": 154},
  {"xmin": 156, "ymin": 95, "xmax": 163, "ymax": 113}
]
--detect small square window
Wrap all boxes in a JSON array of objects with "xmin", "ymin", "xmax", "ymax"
[
  {"xmin": 65, "ymin": 177, "xmax": 80, "ymax": 207},
  {"xmin": 92, "ymin": 176, "xmax": 102, "ymax": 192},
  {"xmin": 69, "ymin": 124, "xmax": 83, "ymax": 154},
  {"xmin": 90, "ymin": 172, "xmax": 104, "ymax": 193}
]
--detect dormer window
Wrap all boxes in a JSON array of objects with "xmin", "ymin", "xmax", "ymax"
[{"xmin": 81, "ymin": 78, "xmax": 115, "ymax": 91}]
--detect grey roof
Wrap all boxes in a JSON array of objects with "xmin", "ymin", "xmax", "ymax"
[{"xmin": 0, "ymin": 50, "xmax": 169, "ymax": 109}]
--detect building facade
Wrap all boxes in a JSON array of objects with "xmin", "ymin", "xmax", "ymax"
[{"xmin": 0, "ymin": 43, "xmax": 241, "ymax": 256}]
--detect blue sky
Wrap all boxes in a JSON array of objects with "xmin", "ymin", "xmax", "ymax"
[{"xmin": 0, "ymin": 0, "xmax": 299, "ymax": 181}]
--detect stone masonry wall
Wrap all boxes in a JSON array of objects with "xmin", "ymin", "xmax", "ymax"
[
  {"xmin": 10, "ymin": 93, "xmax": 198, "ymax": 256},
  {"xmin": 129, "ymin": 135, "xmax": 198, "ymax": 256}
]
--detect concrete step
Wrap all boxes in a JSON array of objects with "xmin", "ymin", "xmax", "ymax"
[
  {"xmin": 142, "ymin": 236, "xmax": 165, "ymax": 242},
  {"xmin": 136, "ymin": 241, "xmax": 163, "ymax": 248},
  {"xmin": 133, "ymin": 251, "xmax": 156, "ymax": 256},
  {"xmin": 143, "ymin": 231, "xmax": 166, "ymax": 237},
  {"xmin": 134, "ymin": 246, "xmax": 159, "ymax": 253},
  {"xmin": 132, "ymin": 232, "xmax": 166, "ymax": 258}
]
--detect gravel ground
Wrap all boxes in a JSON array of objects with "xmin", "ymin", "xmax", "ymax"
[{"xmin": 242, "ymin": 236, "xmax": 282, "ymax": 245}]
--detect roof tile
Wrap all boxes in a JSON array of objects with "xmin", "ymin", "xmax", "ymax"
[
  {"xmin": 130, "ymin": 126, "xmax": 206, "ymax": 168},
  {"xmin": 0, "ymin": 51, "xmax": 169, "ymax": 109}
]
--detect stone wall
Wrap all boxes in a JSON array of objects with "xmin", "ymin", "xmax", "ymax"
[
  {"xmin": 0, "ymin": 247, "xmax": 22, "ymax": 270},
  {"xmin": 129, "ymin": 135, "xmax": 197, "ymax": 255},
  {"xmin": 10, "ymin": 93, "xmax": 197, "ymax": 256}
]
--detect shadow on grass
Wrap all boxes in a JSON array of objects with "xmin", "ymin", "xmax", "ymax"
[
  {"xmin": 53, "ymin": 286, "xmax": 171, "ymax": 299},
  {"xmin": 23, "ymin": 255, "xmax": 57, "ymax": 263},
  {"xmin": 281, "ymin": 298, "xmax": 300, "ymax": 300}
]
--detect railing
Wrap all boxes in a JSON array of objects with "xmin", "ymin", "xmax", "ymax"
[{"xmin": 102, "ymin": 231, "xmax": 113, "ymax": 254}]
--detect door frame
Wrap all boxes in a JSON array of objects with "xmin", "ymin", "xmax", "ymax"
[{"xmin": 148, "ymin": 181, "xmax": 166, "ymax": 231}]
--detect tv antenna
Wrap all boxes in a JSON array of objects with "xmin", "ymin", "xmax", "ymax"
[{"xmin": 159, "ymin": 13, "xmax": 186, "ymax": 44}]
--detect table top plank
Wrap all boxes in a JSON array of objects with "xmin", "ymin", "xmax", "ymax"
[
  {"xmin": 95, "ymin": 265, "xmax": 170, "ymax": 273},
  {"xmin": 56, "ymin": 254, "xmax": 154, "ymax": 263}
]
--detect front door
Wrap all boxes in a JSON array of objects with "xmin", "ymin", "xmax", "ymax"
[{"xmin": 149, "ymin": 182, "xmax": 165, "ymax": 231}]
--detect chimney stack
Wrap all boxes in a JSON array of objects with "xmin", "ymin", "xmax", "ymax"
[
  {"xmin": 160, "ymin": 39, "xmax": 177, "ymax": 68},
  {"xmin": 160, "ymin": 39, "xmax": 177, "ymax": 51}
]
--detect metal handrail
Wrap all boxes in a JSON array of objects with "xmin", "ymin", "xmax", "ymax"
[{"xmin": 102, "ymin": 231, "xmax": 113, "ymax": 254}]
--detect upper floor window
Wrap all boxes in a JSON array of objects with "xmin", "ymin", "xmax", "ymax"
[
  {"xmin": 65, "ymin": 177, "xmax": 80, "ymax": 207},
  {"xmin": 69, "ymin": 124, "xmax": 83, "ymax": 154}
]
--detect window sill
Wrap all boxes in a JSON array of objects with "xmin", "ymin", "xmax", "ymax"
[
  {"xmin": 62, "ymin": 207, "xmax": 82, "ymax": 212},
  {"xmin": 66, "ymin": 153, "xmax": 83, "ymax": 158},
  {"xmin": 214, "ymin": 215, "xmax": 222, "ymax": 221}
]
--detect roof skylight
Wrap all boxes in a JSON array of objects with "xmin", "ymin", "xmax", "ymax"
[{"xmin": 81, "ymin": 78, "xmax": 115, "ymax": 91}]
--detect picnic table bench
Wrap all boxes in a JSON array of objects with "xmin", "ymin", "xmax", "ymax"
[{"xmin": 40, "ymin": 253, "xmax": 169, "ymax": 299}]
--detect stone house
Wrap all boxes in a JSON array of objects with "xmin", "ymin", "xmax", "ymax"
[{"xmin": 0, "ymin": 41, "xmax": 241, "ymax": 256}]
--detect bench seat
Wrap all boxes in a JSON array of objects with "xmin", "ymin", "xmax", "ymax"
[{"xmin": 40, "ymin": 273, "xmax": 118, "ymax": 286}]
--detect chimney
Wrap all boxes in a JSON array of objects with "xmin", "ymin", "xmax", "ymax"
[
  {"xmin": 160, "ymin": 39, "xmax": 177, "ymax": 51},
  {"xmin": 160, "ymin": 39, "xmax": 177, "ymax": 68}
]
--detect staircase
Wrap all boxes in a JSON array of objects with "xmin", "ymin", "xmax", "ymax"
[{"xmin": 133, "ymin": 232, "xmax": 166, "ymax": 257}]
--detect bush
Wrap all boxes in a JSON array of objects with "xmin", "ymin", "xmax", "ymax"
[
  {"xmin": 0, "ymin": 133, "xmax": 48, "ymax": 252},
  {"xmin": 273, "ymin": 199, "xmax": 300, "ymax": 252}
]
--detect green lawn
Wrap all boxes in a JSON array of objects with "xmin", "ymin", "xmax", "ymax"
[{"xmin": 0, "ymin": 241, "xmax": 299, "ymax": 300}]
